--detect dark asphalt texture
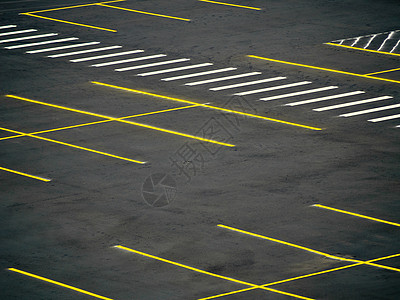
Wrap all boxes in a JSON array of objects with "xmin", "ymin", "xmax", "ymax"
[{"xmin": 1, "ymin": 1, "xmax": 400, "ymax": 299}]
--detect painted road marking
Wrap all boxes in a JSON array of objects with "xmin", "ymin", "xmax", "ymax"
[
  {"xmin": 114, "ymin": 245, "xmax": 313, "ymax": 300},
  {"xmin": 5, "ymin": 37, "xmax": 79, "ymax": 49},
  {"xmin": 234, "ymin": 81, "xmax": 312, "ymax": 96},
  {"xmin": 97, "ymin": 3, "xmax": 191, "ymax": 22},
  {"xmin": 339, "ymin": 103, "xmax": 400, "ymax": 117},
  {"xmin": 115, "ymin": 58, "xmax": 190, "ymax": 72},
  {"xmin": 0, "ymin": 33, "xmax": 58, "ymax": 43},
  {"xmin": 325, "ymin": 43, "xmax": 400, "ymax": 57},
  {"xmin": 0, "ymin": 25, "xmax": 17, "ymax": 30},
  {"xmin": 313, "ymin": 96, "xmax": 393, "ymax": 111},
  {"xmin": 8, "ymin": 268, "xmax": 113, "ymax": 300},
  {"xmin": 210, "ymin": 77, "xmax": 287, "ymax": 91},
  {"xmin": 26, "ymin": 41, "xmax": 100, "ymax": 54},
  {"xmin": 185, "ymin": 72, "xmax": 262, "ymax": 86},
  {"xmin": 218, "ymin": 224, "xmax": 400, "ymax": 272},
  {"xmin": 91, "ymin": 54, "xmax": 166, "ymax": 67},
  {"xmin": 365, "ymin": 67, "xmax": 400, "ymax": 76},
  {"xmin": 285, "ymin": 91, "xmax": 366, "ymax": 106},
  {"xmin": 92, "ymin": 81, "xmax": 323, "ymax": 130},
  {"xmin": 0, "ymin": 29, "xmax": 37, "ymax": 36},
  {"xmin": 199, "ymin": 252, "xmax": 400, "ymax": 300},
  {"xmin": 198, "ymin": 0, "xmax": 262, "ymax": 10},
  {"xmin": 248, "ymin": 55, "xmax": 400, "ymax": 84},
  {"xmin": 137, "ymin": 63, "xmax": 213, "ymax": 76},
  {"xmin": 0, "ymin": 166, "xmax": 51, "ymax": 182},
  {"xmin": 162, "ymin": 67, "xmax": 237, "ymax": 81},
  {"xmin": 70, "ymin": 49, "xmax": 144, "ymax": 62},
  {"xmin": 0, "ymin": 126, "xmax": 146, "ymax": 164},
  {"xmin": 25, "ymin": 0, "xmax": 127, "ymax": 14},
  {"xmin": 368, "ymin": 114, "xmax": 400, "ymax": 122},
  {"xmin": 313, "ymin": 204, "xmax": 400, "ymax": 227},
  {"xmin": 6, "ymin": 95, "xmax": 235, "ymax": 147},
  {"xmin": 260, "ymin": 86, "xmax": 339, "ymax": 101},
  {"xmin": 48, "ymin": 45, "xmax": 122, "ymax": 58}
]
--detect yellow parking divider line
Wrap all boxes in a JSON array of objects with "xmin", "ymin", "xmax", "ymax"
[
  {"xmin": 0, "ymin": 126, "xmax": 146, "ymax": 164},
  {"xmin": 0, "ymin": 166, "xmax": 51, "ymax": 182},
  {"xmin": 198, "ymin": 0, "xmax": 261, "ymax": 10},
  {"xmin": 98, "ymin": 4, "xmax": 191, "ymax": 22},
  {"xmin": 365, "ymin": 67, "xmax": 400, "ymax": 76},
  {"xmin": 199, "ymin": 252, "xmax": 400, "ymax": 299},
  {"xmin": 313, "ymin": 204, "xmax": 400, "ymax": 227},
  {"xmin": 113, "ymin": 245, "xmax": 314, "ymax": 300},
  {"xmin": 248, "ymin": 55, "xmax": 400, "ymax": 84},
  {"xmin": 8, "ymin": 268, "xmax": 113, "ymax": 300},
  {"xmin": 0, "ymin": 104, "xmax": 201, "ymax": 141},
  {"xmin": 325, "ymin": 42, "xmax": 400, "ymax": 57},
  {"xmin": 5, "ymin": 95, "xmax": 233, "ymax": 147},
  {"xmin": 91, "ymin": 81, "xmax": 323, "ymax": 131}
]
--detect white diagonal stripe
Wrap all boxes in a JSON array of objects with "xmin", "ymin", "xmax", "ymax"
[
  {"xmin": 91, "ymin": 54, "xmax": 166, "ymax": 67},
  {"xmin": 48, "ymin": 45, "xmax": 122, "ymax": 58},
  {"xmin": 0, "ymin": 25, "xmax": 17, "ymax": 30},
  {"xmin": 5, "ymin": 37, "xmax": 78, "ymax": 49},
  {"xmin": 234, "ymin": 81, "xmax": 312, "ymax": 96},
  {"xmin": 115, "ymin": 58, "xmax": 190, "ymax": 72},
  {"xmin": 0, "ymin": 33, "xmax": 58, "ymax": 43},
  {"xmin": 210, "ymin": 77, "xmax": 286, "ymax": 91},
  {"xmin": 369, "ymin": 114, "xmax": 400, "ymax": 122},
  {"xmin": 0, "ymin": 29, "xmax": 37, "ymax": 36},
  {"xmin": 26, "ymin": 42, "xmax": 100, "ymax": 54},
  {"xmin": 185, "ymin": 72, "xmax": 262, "ymax": 86},
  {"xmin": 260, "ymin": 86, "xmax": 338, "ymax": 101},
  {"xmin": 286, "ymin": 91, "xmax": 365, "ymax": 106},
  {"xmin": 162, "ymin": 67, "xmax": 237, "ymax": 81},
  {"xmin": 137, "ymin": 63, "xmax": 213, "ymax": 76},
  {"xmin": 70, "ymin": 50, "xmax": 144, "ymax": 62},
  {"xmin": 313, "ymin": 96, "xmax": 393, "ymax": 111},
  {"xmin": 339, "ymin": 103, "xmax": 400, "ymax": 117}
]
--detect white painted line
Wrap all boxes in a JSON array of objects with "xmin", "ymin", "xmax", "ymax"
[
  {"xmin": 162, "ymin": 67, "xmax": 237, "ymax": 81},
  {"xmin": 0, "ymin": 33, "xmax": 58, "ymax": 44},
  {"xmin": 390, "ymin": 39, "xmax": 400, "ymax": 53},
  {"xmin": 0, "ymin": 25, "xmax": 17, "ymax": 30},
  {"xmin": 115, "ymin": 58, "xmax": 190, "ymax": 72},
  {"xmin": 26, "ymin": 42, "xmax": 100, "ymax": 54},
  {"xmin": 377, "ymin": 31, "xmax": 394, "ymax": 51},
  {"xmin": 48, "ymin": 46, "xmax": 122, "ymax": 58},
  {"xmin": 185, "ymin": 72, "xmax": 262, "ymax": 86},
  {"xmin": 70, "ymin": 50, "xmax": 144, "ymax": 62},
  {"xmin": 286, "ymin": 91, "xmax": 365, "ymax": 106},
  {"xmin": 234, "ymin": 81, "xmax": 312, "ymax": 96},
  {"xmin": 91, "ymin": 54, "xmax": 166, "ymax": 67},
  {"xmin": 396, "ymin": 125, "xmax": 400, "ymax": 128},
  {"xmin": 339, "ymin": 103, "xmax": 400, "ymax": 117},
  {"xmin": 0, "ymin": 29, "xmax": 37, "ymax": 37},
  {"xmin": 210, "ymin": 77, "xmax": 286, "ymax": 91},
  {"xmin": 260, "ymin": 86, "xmax": 338, "ymax": 101},
  {"xmin": 137, "ymin": 63, "xmax": 213, "ymax": 76},
  {"xmin": 313, "ymin": 96, "xmax": 393, "ymax": 111},
  {"xmin": 364, "ymin": 35, "xmax": 377, "ymax": 49},
  {"xmin": 369, "ymin": 114, "xmax": 400, "ymax": 123},
  {"xmin": 5, "ymin": 37, "xmax": 78, "ymax": 49}
]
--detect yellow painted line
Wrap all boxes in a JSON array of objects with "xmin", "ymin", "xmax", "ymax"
[
  {"xmin": 365, "ymin": 67, "xmax": 400, "ymax": 76},
  {"xmin": 114, "ymin": 245, "xmax": 314, "ymax": 300},
  {"xmin": 248, "ymin": 55, "xmax": 400, "ymax": 84},
  {"xmin": 98, "ymin": 4, "xmax": 191, "ymax": 22},
  {"xmin": 25, "ymin": 0, "xmax": 126, "ymax": 14},
  {"xmin": 0, "ymin": 104, "xmax": 201, "ymax": 141},
  {"xmin": 325, "ymin": 42, "xmax": 400, "ymax": 58},
  {"xmin": 5, "ymin": 95, "xmax": 232, "ymax": 147},
  {"xmin": 8, "ymin": 268, "xmax": 113, "ymax": 300},
  {"xmin": 0, "ymin": 166, "xmax": 51, "ymax": 182},
  {"xmin": 20, "ymin": 13, "xmax": 117, "ymax": 32},
  {"xmin": 92, "ymin": 81, "xmax": 323, "ymax": 131},
  {"xmin": 198, "ymin": 0, "xmax": 261, "ymax": 10},
  {"xmin": 218, "ymin": 224, "xmax": 400, "ymax": 273},
  {"xmin": 313, "ymin": 204, "xmax": 400, "ymax": 227},
  {"xmin": 199, "ymin": 252, "xmax": 400, "ymax": 299},
  {"xmin": 0, "ymin": 126, "xmax": 146, "ymax": 164}
]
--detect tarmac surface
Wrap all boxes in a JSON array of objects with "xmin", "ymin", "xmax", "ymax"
[{"xmin": 0, "ymin": 1, "xmax": 400, "ymax": 299}]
